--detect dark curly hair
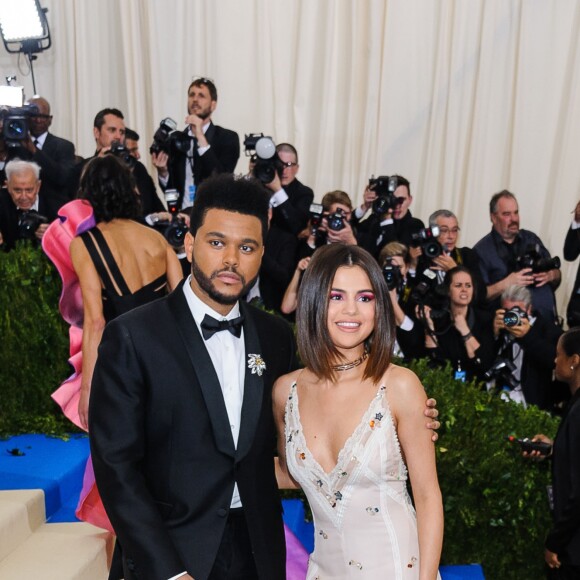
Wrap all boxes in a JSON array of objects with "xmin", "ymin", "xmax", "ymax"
[
  {"xmin": 78, "ymin": 155, "xmax": 140, "ymax": 223},
  {"xmin": 189, "ymin": 174, "xmax": 269, "ymax": 242}
]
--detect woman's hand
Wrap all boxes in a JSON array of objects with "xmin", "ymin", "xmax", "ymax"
[
  {"xmin": 545, "ymin": 548, "xmax": 561, "ymax": 569},
  {"xmin": 78, "ymin": 388, "xmax": 90, "ymax": 432}
]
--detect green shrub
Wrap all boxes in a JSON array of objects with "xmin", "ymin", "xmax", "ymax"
[
  {"xmin": 408, "ymin": 358, "xmax": 559, "ymax": 580},
  {"xmin": 0, "ymin": 243, "xmax": 72, "ymax": 437}
]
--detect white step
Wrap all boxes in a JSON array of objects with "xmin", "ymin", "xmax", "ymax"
[{"xmin": 0, "ymin": 490, "xmax": 113, "ymax": 580}]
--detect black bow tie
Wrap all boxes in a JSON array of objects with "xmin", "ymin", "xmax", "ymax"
[{"xmin": 200, "ymin": 313, "xmax": 244, "ymax": 340}]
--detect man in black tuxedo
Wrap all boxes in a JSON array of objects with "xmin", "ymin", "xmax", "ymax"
[
  {"xmin": 90, "ymin": 175, "xmax": 296, "ymax": 580},
  {"xmin": 0, "ymin": 159, "xmax": 58, "ymax": 250},
  {"xmin": 11, "ymin": 96, "xmax": 77, "ymax": 211},
  {"xmin": 265, "ymin": 143, "xmax": 314, "ymax": 236},
  {"xmin": 151, "ymin": 77, "xmax": 240, "ymax": 215},
  {"xmin": 67, "ymin": 108, "xmax": 165, "ymax": 216}
]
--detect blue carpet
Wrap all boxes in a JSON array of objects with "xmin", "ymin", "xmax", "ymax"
[{"xmin": 0, "ymin": 433, "xmax": 88, "ymax": 521}]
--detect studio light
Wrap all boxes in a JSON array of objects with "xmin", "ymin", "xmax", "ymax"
[{"xmin": 0, "ymin": 0, "xmax": 51, "ymax": 94}]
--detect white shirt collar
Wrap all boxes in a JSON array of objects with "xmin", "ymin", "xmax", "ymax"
[{"xmin": 32, "ymin": 132, "xmax": 48, "ymax": 148}]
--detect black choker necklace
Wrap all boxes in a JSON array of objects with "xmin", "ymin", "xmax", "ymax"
[{"xmin": 331, "ymin": 350, "xmax": 368, "ymax": 372}]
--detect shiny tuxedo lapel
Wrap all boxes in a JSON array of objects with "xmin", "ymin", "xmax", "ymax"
[
  {"xmin": 167, "ymin": 283, "xmax": 236, "ymax": 458},
  {"xmin": 236, "ymin": 301, "xmax": 265, "ymax": 462}
]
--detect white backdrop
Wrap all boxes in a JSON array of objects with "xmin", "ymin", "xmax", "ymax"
[{"xmin": 1, "ymin": 0, "xmax": 580, "ymax": 315}]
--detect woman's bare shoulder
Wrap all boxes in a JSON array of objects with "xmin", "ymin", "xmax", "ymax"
[
  {"xmin": 384, "ymin": 364, "xmax": 426, "ymax": 398},
  {"xmin": 273, "ymin": 369, "xmax": 303, "ymax": 407}
]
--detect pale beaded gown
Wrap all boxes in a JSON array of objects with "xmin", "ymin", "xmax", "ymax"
[{"xmin": 285, "ymin": 382, "xmax": 440, "ymax": 579}]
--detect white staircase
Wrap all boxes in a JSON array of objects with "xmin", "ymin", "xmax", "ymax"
[{"xmin": 0, "ymin": 489, "xmax": 113, "ymax": 580}]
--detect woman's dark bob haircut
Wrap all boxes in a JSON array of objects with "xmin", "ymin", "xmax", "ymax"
[
  {"xmin": 296, "ymin": 244, "xmax": 395, "ymax": 383},
  {"xmin": 560, "ymin": 327, "xmax": 580, "ymax": 357},
  {"xmin": 78, "ymin": 155, "xmax": 140, "ymax": 223}
]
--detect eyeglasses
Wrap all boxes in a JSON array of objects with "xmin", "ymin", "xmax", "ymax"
[
  {"xmin": 279, "ymin": 161, "xmax": 298, "ymax": 168},
  {"xmin": 31, "ymin": 114, "xmax": 52, "ymax": 119},
  {"xmin": 438, "ymin": 227, "xmax": 460, "ymax": 235}
]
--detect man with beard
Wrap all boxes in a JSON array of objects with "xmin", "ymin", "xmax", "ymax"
[
  {"xmin": 474, "ymin": 190, "xmax": 561, "ymax": 323},
  {"xmin": 89, "ymin": 175, "xmax": 296, "ymax": 580},
  {"xmin": 151, "ymin": 77, "xmax": 240, "ymax": 214},
  {"xmin": 66, "ymin": 108, "xmax": 165, "ymax": 216}
]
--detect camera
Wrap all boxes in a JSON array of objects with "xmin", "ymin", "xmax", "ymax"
[
  {"xmin": 244, "ymin": 134, "xmax": 280, "ymax": 184},
  {"xmin": 382, "ymin": 258, "xmax": 403, "ymax": 292},
  {"xmin": 410, "ymin": 226, "xmax": 442, "ymax": 259},
  {"xmin": 412, "ymin": 270, "xmax": 449, "ymax": 320},
  {"xmin": 151, "ymin": 189, "xmax": 188, "ymax": 249},
  {"xmin": 369, "ymin": 175, "xmax": 404, "ymax": 215},
  {"xmin": 503, "ymin": 305, "xmax": 528, "ymax": 327},
  {"xmin": 109, "ymin": 140, "xmax": 137, "ymax": 170},
  {"xmin": 516, "ymin": 244, "xmax": 561, "ymax": 274},
  {"xmin": 149, "ymin": 118, "xmax": 191, "ymax": 156},
  {"xmin": 17, "ymin": 210, "xmax": 48, "ymax": 240},
  {"xmin": 484, "ymin": 358, "xmax": 518, "ymax": 390},
  {"xmin": 0, "ymin": 103, "xmax": 39, "ymax": 147},
  {"xmin": 326, "ymin": 208, "xmax": 346, "ymax": 232}
]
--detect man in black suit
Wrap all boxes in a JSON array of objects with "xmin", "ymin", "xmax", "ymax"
[
  {"xmin": 6, "ymin": 96, "xmax": 76, "ymax": 210},
  {"xmin": 354, "ymin": 175, "xmax": 425, "ymax": 261},
  {"xmin": 67, "ymin": 108, "xmax": 165, "ymax": 217},
  {"xmin": 564, "ymin": 200, "xmax": 580, "ymax": 327},
  {"xmin": 151, "ymin": 77, "xmax": 240, "ymax": 215},
  {"xmin": 0, "ymin": 159, "xmax": 58, "ymax": 250},
  {"xmin": 492, "ymin": 284, "xmax": 563, "ymax": 410},
  {"xmin": 265, "ymin": 142, "xmax": 314, "ymax": 236},
  {"xmin": 90, "ymin": 175, "xmax": 295, "ymax": 580}
]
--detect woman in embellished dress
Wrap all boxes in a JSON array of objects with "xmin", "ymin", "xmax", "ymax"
[{"xmin": 273, "ymin": 244, "xmax": 443, "ymax": 579}]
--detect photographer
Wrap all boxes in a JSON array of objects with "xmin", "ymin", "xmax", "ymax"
[
  {"xmin": 297, "ymin": 190, "xmax": 358, "ymax": 259},
  {"xmin": 355, "ymin": 175, "xmax": 425, "ymax": 262},
  {"xmin": 151, "ymin": 77, "xmax": 240, "ymax": 212},
  {"xmin": 474, "ymin": 190, "xmax": 561, "ymax": 324},
  {"xmin": 379, "ymin": 242, "xmax": 425, "ymax": 360},
  {"xmin": 67, "ymin": 108, "xmax": 164, "ymax": 217},
  {"xmin": 563, "ymin": 200, "xmax": 580, "ymax": 327},
  {"xmin": 264, "ymin": 143, "xmax": 314, "ymax": 236},
  {"xmin": 0, "ymin": 159, "xmax": 57, "ymax": 250},
  {"xmin": 491, "ymin": 285, "xmax": 562, "ymax": 409},
  {"xmin": 418, "ymin": 266, "xmax": 495, "ymax": 381},
  {"xmin": 415, "ymin": 209, "xmax": 486, "ymax": 307},
  {"xmin": 8, "ymin": 97, "xmax": 77, "ymax": 211}
]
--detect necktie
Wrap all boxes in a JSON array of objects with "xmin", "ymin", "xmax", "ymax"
[
  {"xmin": 200, "ymin": 313, "xmax": 244, "ymax": 340},
  {"xmin": 33, "ymin": 139, "xmax": 40, "ymax": 149}
]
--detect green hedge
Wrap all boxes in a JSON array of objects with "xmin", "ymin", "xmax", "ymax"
[
  {"xmin": 0, "ymin": 245, "xmax": 561, "ymax": 578},
  {"xmin": 408, "ymin": 358, "xmax": 558, "ymax": 580},
  {"xmin": 0, "ymin": 243, "xmax": 72, "ymax": 437}
]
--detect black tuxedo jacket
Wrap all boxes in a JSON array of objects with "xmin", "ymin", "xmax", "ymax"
[
  {"xmin": 33, "ymin": 133, "xmax": 76, "ymax": 208},
  {"xmin": 356, "ymin": 210, "xmax": 425, "ymax": 259},
  {"xmin": 163, "ymin": 122, "xmax": 240, "ymax": 208},
  {"xmin": 259, "ymin": 225, "xmax": 298, "ymax": 312},
  {"xmin": 0, "ymin": 188, "xmax": 58, "ymax": 250},
  {"xmin": 564, "ymin": 226, "xmax": 580, "ymax": 325},
  {"xmin": 546, "ymin": 388, "xmax": 580, "ymax": 565},
  {"xmin": 89, "ymin": 283, "xmax": 297, "ymax": 580},
  {"xmin": 270, "ymin": 178, "xmax": 314, "ymax": 236}
]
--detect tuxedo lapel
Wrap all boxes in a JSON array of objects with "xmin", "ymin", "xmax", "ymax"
[
  {"xmin": 167, "ymin": 283, "xmax": 236, "ymax": 457},
  {"xmin": 236, "ymin": 302, "xmax": 265, "ymax": 462}
]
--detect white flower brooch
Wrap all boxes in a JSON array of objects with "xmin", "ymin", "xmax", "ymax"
[{"xmin": 247, "ymin": 353, "xmax": 266, "ymax": 376}]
